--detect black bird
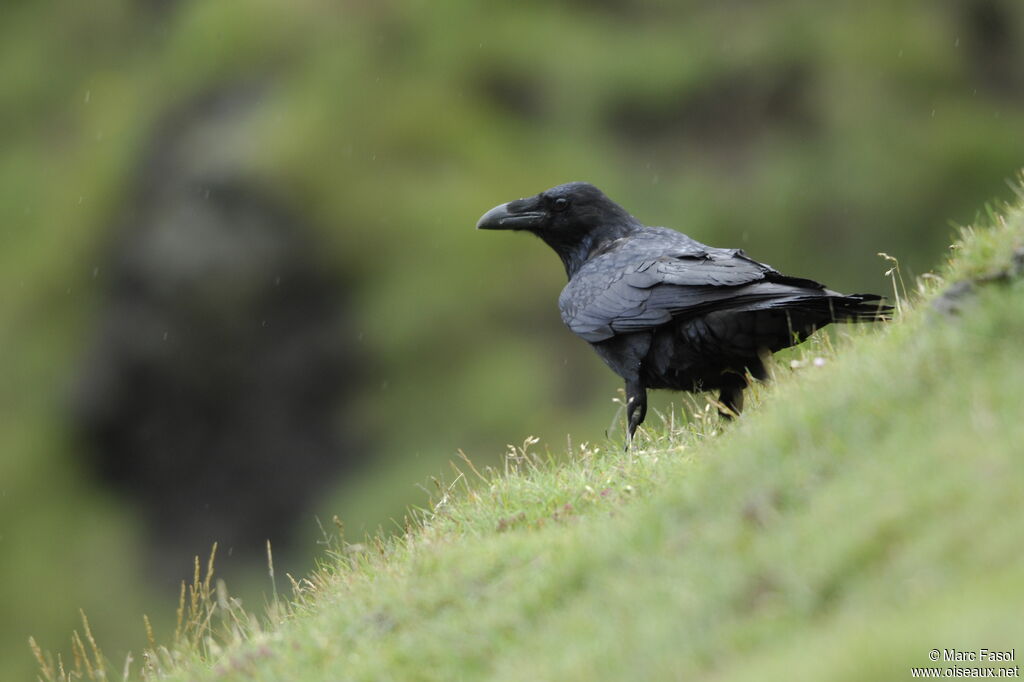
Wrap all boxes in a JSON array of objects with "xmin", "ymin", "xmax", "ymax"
[{"xmin": 477, "ymin": 182, "xmax": 889, "ymax": 444}]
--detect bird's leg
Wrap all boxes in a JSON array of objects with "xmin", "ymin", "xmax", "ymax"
[
  {"xmin": 625, "ymin": 379, "xmax": 647, "ymax": 449},
  {"xmin": 716, "ymin": 368, "xmax": 749, "ymax": 417},
  {"xmin": 717, "ymin": 387, "xmax": 743, "ymax": 419},
  {"xmin": 717, "ymin": 372, "xmax": 747, "ymax": 420},
  {"xmin": 750, "ymin": 350, "xmax": 772, "ymax": 382}
]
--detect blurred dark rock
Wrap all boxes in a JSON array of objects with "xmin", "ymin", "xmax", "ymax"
[
  {"xmin": 604, "ymin": 62, "xmax": 816, "ymax": 159},
  {"xmin": 475, "ymin": 68, "xmax": 549, "ymax": 123},
  {"xmin": 931, "ymin": 247, "xmax": 1024, "ymax": 317},
  {"xmin": 73, "ymin": 87, "xmax": 364, "ymax": 583},
  {"xmin": 959, "ymin": 0, "xmax": 1023, "ymax": 99}
]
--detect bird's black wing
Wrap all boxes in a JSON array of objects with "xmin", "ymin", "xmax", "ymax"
[{"xmin": 559, "ymin": 244, "xmax": 826, "ymax": 343}]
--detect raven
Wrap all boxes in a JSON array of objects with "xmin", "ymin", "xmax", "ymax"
[{"xmin": 477, "ymin": 182, "xmax": 889, "ymax": 444}]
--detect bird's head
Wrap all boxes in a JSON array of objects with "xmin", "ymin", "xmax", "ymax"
[{"xmin": 476, "ymin": 182, "xmax": 639, "ymax": 276}]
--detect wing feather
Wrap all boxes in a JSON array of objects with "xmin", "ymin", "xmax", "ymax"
[{"xmin": 560, "ymin": 247, "xmax": 826, "ymax": 343}]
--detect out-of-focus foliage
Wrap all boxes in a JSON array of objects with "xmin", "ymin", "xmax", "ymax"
[{"xmin": 2, "ymin": 0, "xmax": 1023, "ymax": 678}]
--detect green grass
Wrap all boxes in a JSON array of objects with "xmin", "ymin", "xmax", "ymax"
[
  {"xmin": 37, "ymin": 189, "xmax": 1024, "ymax": 681},
  {"xmin": 6, "ymin": 5, "xmax": 1024, "ymax": 676}
]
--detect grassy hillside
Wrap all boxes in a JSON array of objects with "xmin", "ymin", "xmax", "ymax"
[
  {"xmin": 6, "ymin": 4, "xmax": 1024, "ymax": 677},
  {"xmin": 37, "ymin": 183, "xmax": 1024, "ymax": 680}
]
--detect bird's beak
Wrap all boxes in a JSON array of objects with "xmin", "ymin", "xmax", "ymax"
[{"xmin": 476, "ymin": 201, "xmax": 546, "ymax": 230}]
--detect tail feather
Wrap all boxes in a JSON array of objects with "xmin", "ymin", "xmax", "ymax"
[
  {"xmin": 727, "ymin": 281, "xmax": 891, "ymax": 323},
  {"xmin": 740, "ymin": 291, "xmax": 892, "ymax": 322},
  {"xmin": 827, "ymin": 293, "xmax": 893, "ymax": 322}
]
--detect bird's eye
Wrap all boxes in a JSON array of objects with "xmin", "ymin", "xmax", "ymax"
[{"xmin": 552, "ymin": 197, "xmax": 569, "ymax": 212}]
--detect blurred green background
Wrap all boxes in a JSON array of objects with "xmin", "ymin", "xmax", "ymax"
[{"xmin": 2, "ymin": 0, "xmax": 1023, "ymax": 678}]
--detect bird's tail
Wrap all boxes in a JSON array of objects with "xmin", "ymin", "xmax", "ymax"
[{"xmin": 824, "ymin": 293, "xmax": 893, "ymax": 322}]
